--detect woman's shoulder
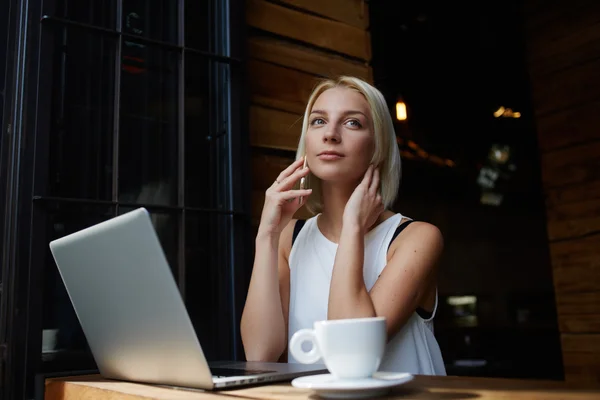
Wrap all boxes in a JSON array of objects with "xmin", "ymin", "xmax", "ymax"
[
  {"xmin": 382, "ymin": 210, "xmax": 441, "ymax": 235},
  {"xmin": 387, "ymin": 217, "xmax": 444, "ymax": 256}
]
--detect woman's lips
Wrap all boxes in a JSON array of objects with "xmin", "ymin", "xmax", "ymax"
[{"xmin": 317, "ymin": 152, "xmax": 344, "ymax": 161}]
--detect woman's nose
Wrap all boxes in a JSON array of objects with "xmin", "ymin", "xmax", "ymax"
[{"xmin": 323, "ymin": 127, "xmax": 341, "ymax": 143}]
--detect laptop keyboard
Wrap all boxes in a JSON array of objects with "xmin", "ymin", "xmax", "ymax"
[{"xmin": 210, "ymin": 367, "xmax": 274, "ymax": 378}]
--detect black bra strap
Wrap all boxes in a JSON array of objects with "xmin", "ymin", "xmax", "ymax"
[
  {"xmin": 416, "ymin": 307, "xmax": 433, "ymax": 319},
  {"xmin": 292, "ymin": 219, "xmax": 306, "ymax": 247},
  {"xmin": 387, "ymin": 219, "xmax": 414, "ymax": 252}
]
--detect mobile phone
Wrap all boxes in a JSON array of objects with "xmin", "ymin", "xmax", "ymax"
[{"xmin": 299, "ymin": 155, "xmax": 307, "ymax": 204}]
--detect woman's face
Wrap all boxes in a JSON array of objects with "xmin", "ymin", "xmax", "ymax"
[{"xmin": 305, "ymin": 86, "xmax": 375, "ymax": 184}]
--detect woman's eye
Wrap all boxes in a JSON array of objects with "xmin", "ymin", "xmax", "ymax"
[
  {"xmin": 346, "ymin": 119, "xmax": 362, "ymax": 128},
  {"xmin": 311, "ymin": 118, "xmax": 325, "ymax": 125}
]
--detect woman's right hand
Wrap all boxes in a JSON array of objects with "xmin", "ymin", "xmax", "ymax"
[{"xmin": 258, "ymin": 157, "xmax": 312, "ymax": 236}]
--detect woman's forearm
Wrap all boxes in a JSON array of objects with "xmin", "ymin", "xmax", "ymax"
[
  {"xmin": 327, "ymin": 223, "xmax": 377, "ymax": 320},
  {"xmin": 240, "ymin": 232, "xmax": 287, "ymax": 361}
]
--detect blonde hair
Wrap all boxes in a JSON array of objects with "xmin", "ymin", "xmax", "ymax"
[{"xmin": 295, "ymin": 76, "xmax": 402, "ymax": 215}]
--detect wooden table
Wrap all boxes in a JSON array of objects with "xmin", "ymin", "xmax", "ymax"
[{"xmin": 45, "ymin": 374, "xmax": 600, "ymax": 399}]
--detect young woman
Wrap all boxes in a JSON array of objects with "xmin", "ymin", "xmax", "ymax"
[{"xmin": 240, "ymin": 76, "xmax": 446, "ymax": 375}]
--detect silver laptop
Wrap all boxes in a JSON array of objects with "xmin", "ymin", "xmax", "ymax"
[{"xmin": 49, "ymin": 207, "xmax": 326, "ymax": 390}]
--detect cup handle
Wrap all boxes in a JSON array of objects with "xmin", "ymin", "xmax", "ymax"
[{"xmin": 289, "ymin": 329, "xmax": 321, "ymax": 364}]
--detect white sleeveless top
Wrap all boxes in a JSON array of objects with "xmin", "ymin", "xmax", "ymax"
[{"xmin": 287, "ymin": 213, "xmax": 447, "ymax": 375}]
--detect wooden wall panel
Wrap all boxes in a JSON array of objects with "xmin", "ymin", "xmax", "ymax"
[
  {"xmin": 247, "ymin": 0, "xmax": 370, "ymax": 60},
  {"xmin": 525, "ymin": 0, "xmax": 600, "ymax": 384},
  {"xmin": 525, "ymin": 1, "xmax": 599, "ymax": 40},
  {"xmin": 558, "ymin": 293, "xmax": 600, "ymax": 334},
  {"xmin": 536, "ymin": 100, "xmax": 600, "ymax": 152},
  {"xmin": 562, "ymin": 334, "xmax": 600, "ymax": 353},
  {"xmin": 530, "ymin": 56, "xmax": 600, "ymax": 116},
  {"xmin": 250, "ymin": 105, "xmax": 302, "ymax": 151},
  {"xmin": 560, "ymin": 316, "xmax": 600, "ymax": 334},
  {"xmin": 541, "ymin": 141, "xmax": 600, "ymax": 188},
  {"xmin": 550, "ymin": 233, "xmax": 600, "ymax": 296},
  {"xmin": 275, "ymin": 0, "xmax": 369, "ymax": 29},
  {"xmin": 557, "ymin": 292, "xmax": 600, "ymax": 315},
  {"xmin": 546, "ymin": 180, "xmax": 600, "ymax": 208},
  {"xmin": 248, "ymin": 59, "xmax": 319, "ymax": 114},
  {"xmin": 252, "ymin": 153, "xmax": 298, "ymax": 192},
  {"xmin": 546, "ymin": 199, "xmax": 600, "ymax": 240},
  {"xmin": 561, "ymin": 334, "xmax": 600, "ymax": 384},
  {"xmin": 552, "ymin": 264, "xmax": 600, "ymax": 296},
  {"xmin": 248, "ymin": 36, "xmax": 371, "ymax": 80},
  {"xmin": 528, "ymin": 25, "xmax": 600, "ymax": 77},
  {"xmin": 247, "ymin": 0, "xmax": 373, "ymax": 226},
  {"xmin": 563, "ymin": 334, "xmax": 600, "ymax": 383},
  {"xmin": 526, "ymin": 1, "xmax": 600, "ymax": 74}
]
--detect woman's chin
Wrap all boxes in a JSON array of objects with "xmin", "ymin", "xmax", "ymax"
[{"xmin": 312, "ymin": 169, "xmax": 363, "ymax": 184}]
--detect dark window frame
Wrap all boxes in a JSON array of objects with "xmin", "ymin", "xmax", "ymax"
[{"xmin": 0, "ymin": 1, "xmax": 250, "ymax": 399}]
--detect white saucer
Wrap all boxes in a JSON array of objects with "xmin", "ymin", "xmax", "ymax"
[{"xmin": 291, "ymin": 372, "xmax": 414, "ymax": 399}]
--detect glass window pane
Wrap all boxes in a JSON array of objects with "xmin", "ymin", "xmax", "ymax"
[
  {"xmin": 184, "ymin": 0, "xmax": 210, "ymax": 52},
  {"xmin": 184, "ymin": 54, "xmax": 230, "ymax": 209},
  {"xmin": 185, "ymin": 212, "xmax": 233, "ymax": 361},
  {"xmin": 118, "ymin": 207, "xmax": 179, "ymax": 280},
  {"xmin": 47, "ymin": 28, "xmax": 116, "ymax": 200},
  {"xmin": 123, "ymin": 0, "xmax": 178, "ymax": 44},
  {"xmin": 51, "ymin": 0, "xmax": 117, "ymax": 28},
  {"xmin": 119, "ymin": 43, "xmax": 178, "ymax": 206},
  {"xmin": 40, "ymin": 202, "xmax": 115, "ymax": 360}
]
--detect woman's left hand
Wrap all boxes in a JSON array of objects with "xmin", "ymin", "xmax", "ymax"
[{"xmin": 343, "ymin": 165, "xmax": 385, "ymax": 233}]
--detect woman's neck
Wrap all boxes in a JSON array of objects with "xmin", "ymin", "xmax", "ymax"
[
  {"xmin": 318, "ymin": 181, "xmax": 358, "ymax": 243},
  {"xmin": 317, "ymin": 180, "xmax": 393, "ymax": 243}
]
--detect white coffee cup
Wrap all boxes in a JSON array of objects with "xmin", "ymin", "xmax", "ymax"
[{"xmin": 289, "ymin": 317, "xmax": 386, "ymax": 380}]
